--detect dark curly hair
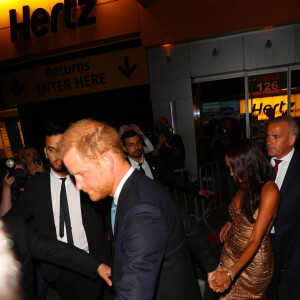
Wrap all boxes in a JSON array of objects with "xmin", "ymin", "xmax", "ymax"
[{"xmin": 225, "ymin": 139, "xmax": 274, "ymax": 223}]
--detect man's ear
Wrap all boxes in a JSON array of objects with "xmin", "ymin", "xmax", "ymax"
[
  {"xmin": 99, "ymin": 153, "xmax": 114, "ymax": 170},
  {"xmin": 122, "ymin": 145, "xmax": 128, "ymax": 154},
  {"xmin": 289, "ymin": 134, "xmax": 297, "ymax": 146},
  {"xmin": 44, "ymin": 147, "xmax": 48, "ymax": 159}
]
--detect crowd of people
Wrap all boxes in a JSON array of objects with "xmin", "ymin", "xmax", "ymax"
[{"xmin": 0, "ymin": 114, "xmax": 298, "ymax": 300}]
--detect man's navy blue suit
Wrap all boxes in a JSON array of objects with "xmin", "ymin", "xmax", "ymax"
[{"xmin": 111, "ymin": 169, "xmax": 218, "ymax": 300}]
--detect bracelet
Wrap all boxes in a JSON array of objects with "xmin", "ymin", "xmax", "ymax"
[{"xmin": 225, "ymin": 267, "xmax": 234, "ymax": 281}]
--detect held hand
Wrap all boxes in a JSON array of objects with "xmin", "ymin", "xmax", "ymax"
[
  {"xmin": 97, "ymin": 263, "xmax": 112, "ymax": 286},
  {"xmin": 198, "ymin": 189, "xmax": 215, "ymax": 199},
  {"xmin": 209, "ymin": 265, "xmax": 229, "ymax": 293},
  {"xmin": 219, "ymin": 221, "xmax": 232, "ymax": 243},
  {"xmin": 3, "ymin": 174, "xmax": 15, "ymax": 189},
  {"xmin": 207, "ymin": 270, "xmax": 217, "ymax": 291},
  {"xmin": 211, "ymin": 268, "xmax": 231, "ymax": 292}
]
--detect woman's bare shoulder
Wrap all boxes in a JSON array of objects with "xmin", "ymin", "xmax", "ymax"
[
  {"xmin": 261, "ymin": 180, "xmax": 279, "ymax": 202},
  {"xmin": 262, "ymin": 180, "xmax": 278, "ymax": 191}
]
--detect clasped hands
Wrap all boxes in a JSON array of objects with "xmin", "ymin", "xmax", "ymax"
[
  {"xmin": 208, "ymin": 265, "xmax": 232, "ymax": 293},
  {"xmin": 99, "ymin": 263, "xmax": 232, "ymax": 293}
]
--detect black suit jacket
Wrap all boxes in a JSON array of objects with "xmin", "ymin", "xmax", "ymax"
[
  {"xmin": 2, "ymin": 216, "xmax": 101, "ymax": 300},
  {"xmin": 7, "ymin": 170, "xmax": 110, "ymax": 282},
  {"xmin": 111, "ymin": 170, "xmax": 218, "ymax": 300},
  {"xmin": 140, "ymin": 154, "xmax": 199, "ymax": 195},
  {"xmin": 274, "ymin": 147, "xmax": 300, "ymax": 264}
]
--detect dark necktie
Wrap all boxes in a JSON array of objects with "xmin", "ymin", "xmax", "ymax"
[
  {"xmin": 138, "ymin": 163, "xmax": 146, "ymax": 175},
  {"xmin": 59, "ymin": 178, "xmax": 74, "ymax": 245},
  {"xmin": 273, "ymin": 159, "xmax": 282, "ymax": 176}
]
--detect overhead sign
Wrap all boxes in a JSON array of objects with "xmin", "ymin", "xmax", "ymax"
[
  {"xmin": 240, "ymin": 94, "xmax": 300, "ymax": 120},
  {"xmin": 9, "ymin": 0, "xmax": 97, "ymax": 43},
  {"xmin": 0, "ymin": 47, "xmax": 149, "ymax": 105},
  {"xmin": 0, "ymin": 0, "xmax": 140, "ymax": 63}
]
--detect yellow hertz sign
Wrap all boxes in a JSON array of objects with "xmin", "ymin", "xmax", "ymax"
[{"xmin": 240, "ymin": 94, "xmax": 300, "ymax": 120}]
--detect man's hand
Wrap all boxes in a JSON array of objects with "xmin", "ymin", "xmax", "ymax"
[
  {"xmin": 130, "ymin": 124, "xmax": 143, "ymax": 136},
  {"xmin": 97, "ymin": 263, "xmax": 112, "ymax": 286},
  {"xmin": 210, "ymin": 266, "xmax": 231, "ymax": 293},
  {"xmin": 198, "ymin": 189, "xmax": 215, "ymax": 199},
  {"xmin": 219, "ymin": 221, "xmax": 232, "ymax": 243},
  {"xmin": 208, "ymin": 265, "xmax": 229, "ymax": 293}
]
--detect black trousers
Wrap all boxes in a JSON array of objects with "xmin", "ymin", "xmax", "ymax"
[
  {"xmin": 267, "ymin": 234, "xmax": 300, "ymax": 300},
  {"xmin": 54, "ymin": 269, "xmax": 103, "ymax": 300},
  {"xmin": 266, "ymin": 234, "xmax": 281, "ymax": 300}
]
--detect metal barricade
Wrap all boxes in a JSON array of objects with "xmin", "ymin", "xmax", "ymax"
[
  {"xmin": 198, "ymin": 159, "xmax": 232, "ymax": 235},
  {"xmin": 166, "ymin": 168, "xmax": 200, "ymax": 220},
  {"xmin": 165, "ymin": 164, "xmax": 232, "ymax": 234}
]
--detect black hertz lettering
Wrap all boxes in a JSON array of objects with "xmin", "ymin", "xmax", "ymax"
[
  {"xmin": 252, "ymin": 101, "xmax": 287, "ymax": 115},
  {"xmin": 9, "ymin": 0, "xmax": 96, "ymax": 43}
]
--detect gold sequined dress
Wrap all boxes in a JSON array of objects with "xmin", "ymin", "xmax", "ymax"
[{"xmin": 219, "ymin": 201, "xmax": 275, "ymax": 299}]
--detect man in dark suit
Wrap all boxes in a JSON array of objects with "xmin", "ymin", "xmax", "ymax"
[
  {"xmin": 6, "ymin": 126, "xmax": 110, "ymax": 300},
  {"xmin": 59, "ymin": 119, "xmax": 221, "ymax": 300},
  {"xmin": 1, "ymin": 216, "xmax": 109, "ymax": 300},
  {"xmin": 265, "ymin": 115, "xmax": 300, "ymax": 300},
  {"xmin": 219, "ymin": 115, "xmax": 300, "ymax": 299},
  {"xmin": 121, "ymin": 130, "xmax": 214, "ymax": 198}
]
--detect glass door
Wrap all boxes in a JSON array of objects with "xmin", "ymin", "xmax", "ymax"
[
  {"xmin": 244, "ymin": 71, "xmax": 287, "ymax": 149},
  {"xmin": 193, "ymin": 76, "xmax": 245, "ymax": 166}
]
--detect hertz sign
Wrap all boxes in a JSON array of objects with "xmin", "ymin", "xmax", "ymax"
[
  {"xmin": 9, "ymin": 0, "xmax": 96, "ymax": 43},
  {"xmin": 240, "ymin": 95, "xmax": 300, "ymax": 120}
]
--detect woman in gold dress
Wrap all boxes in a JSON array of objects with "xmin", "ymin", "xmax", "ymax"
[{"xmin": 212, "ymin": 139, "xmax": 279, "ymax": 299}]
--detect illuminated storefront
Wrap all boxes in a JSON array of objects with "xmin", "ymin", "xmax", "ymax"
[{"xmin": 1, "ymin": 0, "xmax": 300, "ymax": 172}]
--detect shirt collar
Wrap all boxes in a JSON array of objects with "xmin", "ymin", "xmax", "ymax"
[
  {"xmin": 50, "ymin": 168, "xmax": 69, "ymax": 181},
  {"xmin": 128, "ymin": 155, "xmax": 144, "ymax": 167},
  {"xmin": 113, "ymin": 167, "xmax": 135, "ymax": 206},
  {"xmin": 272, "ymin": 147, "xmax": 295, "ymax": 163}
]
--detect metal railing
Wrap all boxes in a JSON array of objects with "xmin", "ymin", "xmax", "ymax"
[
  {"xmin": 166, "ymin": 168, "xmax": 200, "ymax": 222},
  {"xmin": 198, "ymin": 159, "xmax": 232, "ymax": 235},
  {"xmin": 165, "ymin": 163, "xmax": 232, "ymax": 235}
]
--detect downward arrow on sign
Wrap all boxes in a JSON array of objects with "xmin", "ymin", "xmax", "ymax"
[
  {"xmin": 118, "ymin": 56, "xmax": 137, "ymax": 78},
  {"xmin": 10, "ymin": 78, "xmax": 24, "ymax": 97}
]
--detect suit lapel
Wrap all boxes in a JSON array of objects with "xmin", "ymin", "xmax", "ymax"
[
  {"xmin": 280, "ymin": 149, "xmax": 299, "ymax": 193},
  {"xmin": 43, "ymin": 170, "xmax": 58, "ymax": 238},
  {"xmin": 113, "ymin": 171, "xmax": 138, "ymax": 238}
]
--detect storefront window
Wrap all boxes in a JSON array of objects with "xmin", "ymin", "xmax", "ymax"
[
  {"xmin": 245, "ymin": 71, "xmax": 287, "ymax": 149},
  {"xmin": 193, "ymin": 77, "xmax": 245, "ymax": 166}
]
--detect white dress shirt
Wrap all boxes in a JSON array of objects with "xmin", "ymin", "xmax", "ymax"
[
  {"xmin": 143, "ymin": 137, "xmax": 154, "ymax": 154},
  {"xmin": 113, "ymin": 167, "xmax": 135, "ymax": 206},
  {"xmin": 128, "ymin": 155, "xmax": 154, "ymax": 179},
  {"xmin": 50, "ymin": 169, "xmax": 89, "ymax": 252},
  {"xmin": 270, "ymin": 147, "xmax": 294, "ymax": 233}
]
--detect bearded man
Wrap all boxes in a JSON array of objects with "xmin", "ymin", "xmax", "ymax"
[{"xmin": 6, "ymin": 125, "xmax": 110, "ymax": 300}]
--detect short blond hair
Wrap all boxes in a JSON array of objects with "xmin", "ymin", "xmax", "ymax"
[{"xmin": 57, "ymin": 119, "xmax": 123, "ymax": 160}]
